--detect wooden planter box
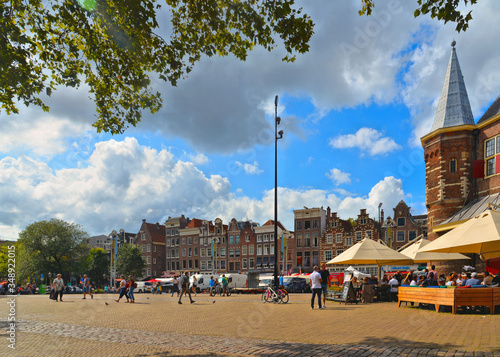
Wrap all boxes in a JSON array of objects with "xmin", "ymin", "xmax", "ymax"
[{"xmin": 398, "ymin": 286, "xmax": 500, "ymax": 314}]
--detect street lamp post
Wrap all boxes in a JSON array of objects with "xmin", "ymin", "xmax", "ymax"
[
  {"xmin": 378, "ymin": 202, "xmax": 383, "ymax": 240},
  {"xmin": 274, "ymin": 95, "xmax": 284, "ymax": 288}
]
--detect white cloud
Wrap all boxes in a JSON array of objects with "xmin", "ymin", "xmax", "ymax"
[
  {"xmin": 326, "ymin": 168, "xmax": 352, "ymax": 186},
  {"xmin": 337, "ymin": 176, "xmax": 405, "ymax": 219},
  {"xmin": 328, "ymin": 128, "xmax": 401, "ymax": 156},
  {"xmin": 0, "ymin": 134, "xmax": 407, "ymax": 240},
  {"xmin": 187, "ymin": 153, "xmax": 209, "ymax": 165},
  {"xmin": 0, "ymin": 116, "xmax": 89, "ymax": 156},
  {"xmin": 235, "ymin": 161, "xmax": 263, "ymax": 175},
  {"xmin": 0, "ymin": 138, "xmax": 230, "ymax": 239}
]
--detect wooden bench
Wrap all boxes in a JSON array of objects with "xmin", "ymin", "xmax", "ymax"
[{"xmin": 398, "ymin": 286, "xmax": 498, "ymax": 314}]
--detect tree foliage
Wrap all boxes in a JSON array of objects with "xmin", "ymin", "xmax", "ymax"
[
  {"xmin": 359, "ymin": 0, "xmax": 478, "ymax": 32},
  {"xmin": 1, "ymin": 1, "xmax": 480, "ymax": 134},
  {"xmin": 116, "ymin": 243, "xmax": 146, "ymax": 278},
  {"xmin": 17, "ymin": 218, "xmax": 89, "ymax": 278},
  {"xmin": 84, "ymin": 247, "xmax": 110, "ymax": 284},
  {"xmin": 1, "ymin": 0, "xmax": 314, "ymax": 133}
]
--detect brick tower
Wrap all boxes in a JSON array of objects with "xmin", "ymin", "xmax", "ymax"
[{"xmin": 421, "ymin": 41, "xmax": 476, "ymax": 241}]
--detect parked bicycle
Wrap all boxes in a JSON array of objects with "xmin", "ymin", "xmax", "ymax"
[
  {"xmin": 261, "ymin": 284, "xmax": 288, "ymax": 304},
  {"xmin": 210, "ymin": 284, "xmax": 231, "ymax": 296}
]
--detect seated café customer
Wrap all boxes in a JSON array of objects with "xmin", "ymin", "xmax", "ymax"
[
  {"xmin": 465, "ymin": 272, "xmax": 481, "ymax": 286},
  {"xmin": 417, "ymin": 275, "xmax": 425, "ymax": 286},
  {"xmin": 388, "ymin": 275, "xmax": 399, "ymax": 302},
  {"xmin": 410, "ymin": 275, "xmax": 418, "ymax": 286},
  {"xmin": 422, "ymin": 272, "xmax": 438, "ymax": 287},
  {"xmin": 368, "ymin": 275, "xmax": 378, "ymax": 285},
  {"xmin": 446, "ymin": 273, "xmax": 457, "ymax": 286},
  {"xmin": 361, "ymin": 277, "xmax": 374, "ymax": 303},
  {"xmin": 380, "ymin": 276, "xmax": 389, "ymax": 285},
  {"xmin": 482, "ymin": 271, "xmax": 493, "ymax": 286}
]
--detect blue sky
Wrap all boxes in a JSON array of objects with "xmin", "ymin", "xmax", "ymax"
[{"xmin": 2, "ymin": 0, "xmax": 500, "ymax": 240}]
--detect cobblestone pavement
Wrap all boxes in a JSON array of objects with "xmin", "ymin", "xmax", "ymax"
[{"xmin": 1, "ymin": 293, "xmax": 499, "ymax": 357}]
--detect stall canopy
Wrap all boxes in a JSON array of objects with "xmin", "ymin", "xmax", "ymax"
[
  {"xmin": 327, "ymin": 238, "xmax": 414, "ymax": 266},
  {"xmin": 419, "ymin": 210, "xmax": 500, "ymax": 260},
  {"xmin": 400, "ymin": 238, "xmax": 470, "ymax": 263}
]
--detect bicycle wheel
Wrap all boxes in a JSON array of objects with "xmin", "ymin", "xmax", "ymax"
[
  {"xmin": 226, "ymin": 288, "xmax": 231, "ymax": 297},
  {"xmin": 261, "ymin": 290, "xmax": 269, "ymax": 303},
  {"xmin": 279, "ymin": 289, "xmax": 289, "ymax": 304}
]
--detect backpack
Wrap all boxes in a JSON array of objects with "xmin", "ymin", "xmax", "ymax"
[{"xmin": 133, "ymin": 282, "xmax": 137, "ymax": 289}]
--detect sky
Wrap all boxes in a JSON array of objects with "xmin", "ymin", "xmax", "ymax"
[{"xmin": 2, "ymin": 0, "xmax": 500, "ymax": 241}]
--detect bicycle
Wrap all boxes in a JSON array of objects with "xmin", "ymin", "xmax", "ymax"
[{"xmin": 261, "ymin": 285, "xmax": 288, "ymax": 304}]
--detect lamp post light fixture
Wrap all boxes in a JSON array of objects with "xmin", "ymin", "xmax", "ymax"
[
  {"xmin": 378, "ymin": 202, "xmax": 383, "ymax": 241},
  {"xmin": 274, "ymin": 95, "xmax": 284, "ymax": 288}
]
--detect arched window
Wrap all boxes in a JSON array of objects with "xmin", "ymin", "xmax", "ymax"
[{"xmin": 450, "ymin": 158, "xmax": 457, "ymax": 173}]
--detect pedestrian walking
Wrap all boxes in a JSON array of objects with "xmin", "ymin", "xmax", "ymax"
[
  {"xmin": 82, "ymin": 274, "xmax": 93, "ymax": 299},
  {"xmin": 310, "ymin": 266, "xmax": 324, "ymax": 309},
  {"xmin": 177, "ymin": 275, "xmax": 182, "ymax": 297},
  {"xmin": 128, "ymin": 275, "xmax": 136, "ymax": 303},
  {"xmin": 52, "ymin": 274, "xmax": 65, "ymax": 302},
  {"xmin": 115, "ymin": 275, "xmax": 129, "ymax": 303},
  {"xmin": 319, "ymin": 263, "xmax": 330, "ymax": 307},
  {"xmin": 171, "ymin": 276, "xmax": 178, "ymax": 297},
  {"xmin": 178, "ymin": 272, "xmax": 195, "ymax": 304},
  {"xmin": 191, "ymin": 275, "xmax": 198, "ymax": 296}
]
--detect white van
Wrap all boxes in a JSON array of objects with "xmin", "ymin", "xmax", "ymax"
[
  {"xmin": 190, "ymin": 274, "xmax": 219, "ymax": 292},
  {"xmin": 135, "ymin": 281, "xmax": 153, "ymax": 293},
  {"xmin": 225, "ymin": 273, "xmax": 248, "ymax": 289}
]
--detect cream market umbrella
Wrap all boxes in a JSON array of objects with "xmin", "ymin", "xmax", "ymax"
[
  {"xmin": 327, "ymin": 238, "xmax": 413, "ymax": 266},
  {"xmin": 420, "ymin": 210, "xmax": 500, "ymax": 260},
  {"xmin": 401, "ymin": 238, "xmax": 470, "ymax": 263}
]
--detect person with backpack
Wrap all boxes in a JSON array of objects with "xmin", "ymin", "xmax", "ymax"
[
  {"xmin": 178, "ymin": 272, "xmax": 195, "ymax": 305},
  {"xmin": 127, "ymin": 275, "xmax": 136, "ymax": 303},
  {"xmin": 221, "ymin": 274, "xmax": 229, "ymax": 297}
]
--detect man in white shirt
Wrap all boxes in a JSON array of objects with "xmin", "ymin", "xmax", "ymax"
[
  {"xmin": 388, "ymin": 275, "xmax": 399, "ymax": 302},
  {"xmin": 309, "ymin": 266, "xmax": 324, "ymax": 309}
]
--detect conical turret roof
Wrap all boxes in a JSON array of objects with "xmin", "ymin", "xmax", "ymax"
[{"xmin": 430, "ymin": 41, "xmax": 474, "ymax": 132}]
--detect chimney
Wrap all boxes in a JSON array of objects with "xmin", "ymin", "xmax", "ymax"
[{"xmin": 326, "ymin": 206, "xmax": 331, "ymax": 218}]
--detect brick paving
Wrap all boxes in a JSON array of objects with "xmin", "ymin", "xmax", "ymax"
[{"xmin": 0, "ymin": 293, "xmax": 499, "ymax": 356}]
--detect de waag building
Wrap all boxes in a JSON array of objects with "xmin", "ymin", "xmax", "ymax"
[{"xmin": 421, "ymin": 41, "xmax": 500, "ymax": 273}]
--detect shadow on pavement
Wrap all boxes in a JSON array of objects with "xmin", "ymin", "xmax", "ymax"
[
  {"xmin": 136, "ymin": 353, "xmax": 221, "ymax": 357},
  {"xmin": 357, "ymin": 336, "xmax": 456, "ymax": 350}
]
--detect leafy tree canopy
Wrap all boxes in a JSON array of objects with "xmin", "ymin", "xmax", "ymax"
[
  {"xmin": 84, "ymin": 247, "xmax": 110, "ymax": 284},
  {"xmin": 17, "ymin": 218, "xmax": 89, "ymax": 277},
  {"xmin": 1, "ymin": 1, "xmax": 479, "ymax": 134},
  {"xmin": 1, "ymin": 0, "xmax": 314, "ymax": 133},
  {"xmin": 116, "ymin": 243, "xmax": 146, "ymax": 278},
  {"xmin": 360, "ymin": 0, "xmax": 478, "ymax": 32}
]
